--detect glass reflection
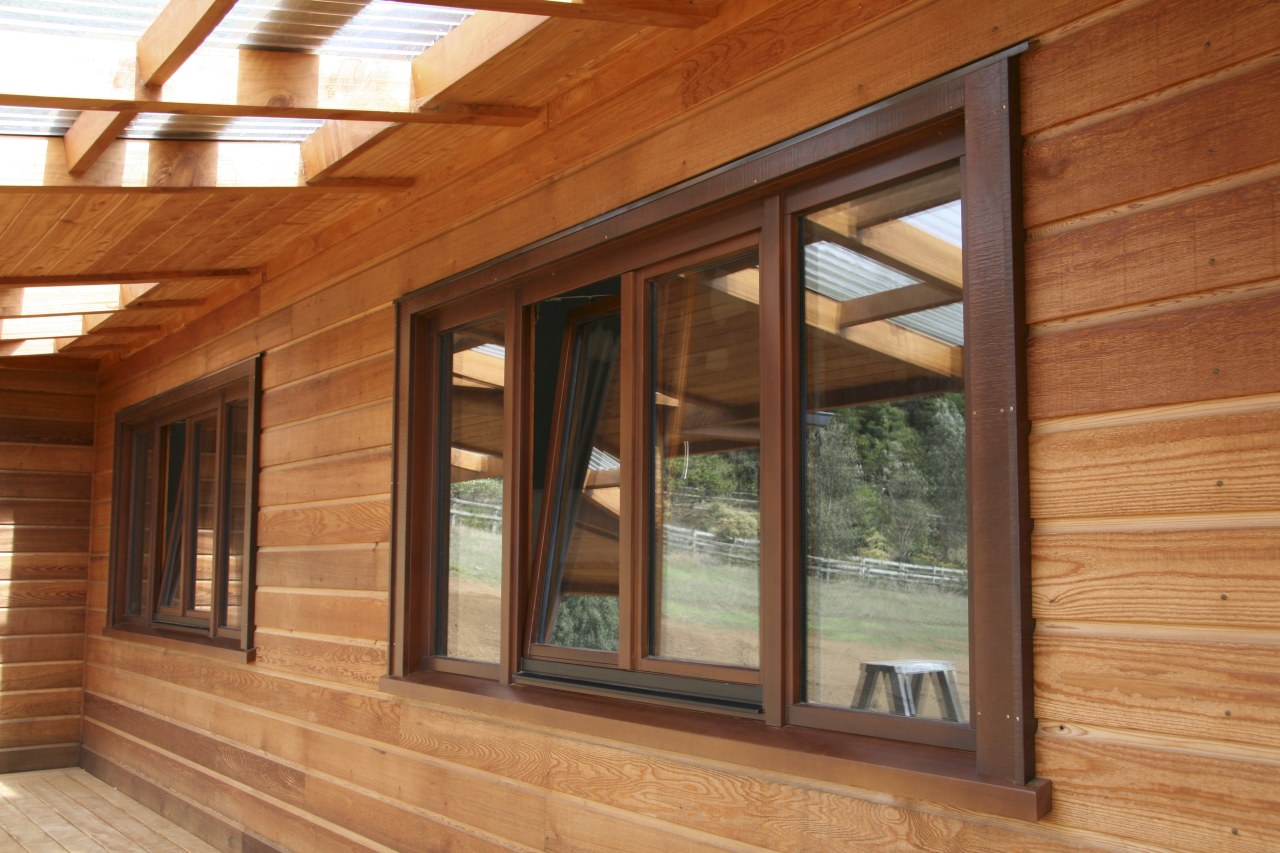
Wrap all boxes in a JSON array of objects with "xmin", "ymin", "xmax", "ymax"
[{"xmin": 801, "ymin": 165, "xmax": 969, "ymax": 723}]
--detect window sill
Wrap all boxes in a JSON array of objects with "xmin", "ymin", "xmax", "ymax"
[
  {"xmin": 103, "ymin": 625, "xmax": 254, "ymax": 664},
  {"xmin": 380, "ymin": 672, "xmax": 1051, "ymax": 821}
]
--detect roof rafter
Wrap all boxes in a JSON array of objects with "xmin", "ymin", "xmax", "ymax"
[
  {"xmin": 64, "ymin": 0, "xmax": 241, "ymax": 175},
  {"xmin": 0, "ymin": 32, "xmax": 537, "ymax": 129},
  {"xmin": 390, "ymin": 0, "xmax": 718, "ymax": 28}
]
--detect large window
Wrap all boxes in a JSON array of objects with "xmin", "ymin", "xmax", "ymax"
[
  {"xmin": 392, "ymin": 56, "xmax": 1040, "ymax": 817},
  {"xmin": 109, "ymin": 357, "xmax": 259, "ymax": 652}
]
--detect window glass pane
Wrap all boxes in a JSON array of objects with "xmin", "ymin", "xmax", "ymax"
[
  {"xmin": 222, "ymin": 400, "xmax": 249, "ymax": 632},
  {"xmin": 125, "ymin": 430, "xmax": 154, "ymax": 617},
  {"xmin": 156, "ymin": 420, "xmax": 187, "ymax": 613},
  {"xmin": 438, "ymin": 318, "xmax": 505, "ymax": 662},
  {"xmin": 535, "ymin": 307, "xmax": 623, "ymax": 652},
  {"xmin": 649, "ymin": 250, "xmax": 760, "ymax": 669},
  {"xmin": 190, "ymin": 415, "xmax": 218, "ymax": 617},
  {"xmin": 801, "ymin": 165, "xmax": 969, "ymax": 723}
]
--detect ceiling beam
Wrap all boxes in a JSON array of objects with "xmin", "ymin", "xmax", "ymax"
[
  {"xmin": 390, "ymin": 0, "xmax": 718, "ymax": 28},
  {"xmin": 0, "ymin": 285, "xmax": 123, "ymax": 318},
  {"xmin": 303, "ymin": 12, "xmax": 552, "ymax": 182},
  {"xmin": 0, "ymin": 270, "xmax": 255, "ymax": 287},
  {"xmin": 0, "ymin": 32, "xmax": 537, "ymax": 127},
  {"xmin": 65, "ymin": 0, "xmax": 242, "ymax": 176}
]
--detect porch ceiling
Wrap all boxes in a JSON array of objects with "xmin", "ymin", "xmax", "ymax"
[{"xmin": 0, "ymin": 0, "xmax": 719, "ymax": 362}]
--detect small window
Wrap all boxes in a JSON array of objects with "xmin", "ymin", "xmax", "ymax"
[{"xmin": 109, "ymin": 357, "xmax": 259, "ymax": 651}]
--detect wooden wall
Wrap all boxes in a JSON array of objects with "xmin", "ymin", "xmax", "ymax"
[
  {"xmin": 0, "ymin": 357, "xmax": 93, "ymax": 773},
  {"xmin": 71, "ymin": 0, "xmax": 1280, "ymax": 850}
]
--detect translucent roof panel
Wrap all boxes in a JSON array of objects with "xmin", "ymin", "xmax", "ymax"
[
  {"xmin": 0, "ymin": 0, "xmax": 167, "ymax": 41},
  {"xmin": 203, "ymin": 0, "xmax": 472, "ymax": 58},
  {"xmin": 0, "ymin": 1, "xmax": 475, "ymax": 142}
]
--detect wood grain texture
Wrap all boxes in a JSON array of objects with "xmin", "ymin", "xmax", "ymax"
[
  {"xmin": 252, "ymin": 631, "xmax": 386, "ymax": 687},
  {"xmin": 1023, "ymin": 55, "xmax": 1280, "ymax": 226},
  {"xmin": 1031, "ymin": 405, "xmax": 1280, "ymax": 519},
  {"xmin": 1021, "ymin": 0, "xmax": 1280, "ymax": 135},
  {"xmin": 1025, "ymin": 175, "xmax": 1280, "ymax": 323},
  {"xmin": 1037, "ymin": 727, "xmax": 1280, "ymax": 853},
  {"xmin": 259, "ymin": 352, "xmax": 393, "ymax": 429},
  {"xmin": 259, "ymin": 400, "xmax": 392, "ymax": 468},
  {"xmin": 256, "ymin": 544, "xmax": 390, "ymax": 591},
  {"xmin": 1036, "ymin": 629, "xmax": 1280, "ymax": 748},
  {"xmin": 257, "ymin": 498, "xmax": 391, "ymax": 548},
  {"xmin": 1033, "ymin": 527, "xmax": 1280, "ymax": 627},
  {"xmin": 258, "ymin": 447, "xmax": 391, "ymax": 507},
  {"xmin": 1028, "ymin": 289, "xmax": 1280, "ymax": 419},
  {"xmin": 254, "ymin": 589, "xmax": 388, "ymax": 643}
]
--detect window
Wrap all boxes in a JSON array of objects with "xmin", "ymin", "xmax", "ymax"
[
  {"xmin": 392, "ymin": 54, "xmax": 1041, "ymax": 817},
  {"xmin": 109, "ymin": 357, "xmax": 259, "ymax": 652}
]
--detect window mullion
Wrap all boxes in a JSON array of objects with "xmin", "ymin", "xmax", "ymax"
[
  {"xmin": 618, "ymin": 270, "xmax": 644, "ymax": 671},
  {"xmin": 758, "ymin": 193, "xmax": 794, "ymax": 727}
]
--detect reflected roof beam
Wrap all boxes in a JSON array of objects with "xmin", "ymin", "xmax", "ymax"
[{"xmin": 388, "ymin": 0, "xmax": 718, "ymax": 28}]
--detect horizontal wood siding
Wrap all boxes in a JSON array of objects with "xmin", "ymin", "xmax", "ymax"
[
  {"xmin": 62, "ymin": 0, "xmax": 1278, "ymax": 850},
  {"xmin": 0, "ymin": 360, "xmax": 93, "ymax": 774}
]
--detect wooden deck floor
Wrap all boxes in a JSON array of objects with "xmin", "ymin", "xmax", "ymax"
[{"xmin": 0, "ymin": 768, "xmax": 221, "ymax": 852}]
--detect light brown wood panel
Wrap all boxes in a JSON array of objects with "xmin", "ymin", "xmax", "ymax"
[
  {"xmin": 0, "ymin": 416, "xmax": 95, "ymax": 446},
  {"xmin": 0, "ymin": 472, "xmax": 91, "ymax": 502},
  {"xmin": 0, "ymin": 554, "xmax": 87, "ymax": 582},
  {"xmin": 253, "ymin": 632, "xmax": 386, "ymax": 687},
  {"xmin": 1036, "ymin": 630, "xmax": 1280, "ymax": 748},
  {"xmin": 0, "ymin": 580, "xmax": 87, "ymax": 608},
  {"xmin": 255, "ymin": 544, "xmax": 389, "ymax": 591},
  {"xmin": 0, "ymin": 662, "xmax": 82, "ymax": 692},
  {"xmin": 1024, "ymin": 56, "xmax": 1280, "ymax": 226},
  {"xmin": 1025, "ymin": 175, "xmax": 1280, "ymax": 323},
  {"xmin": 0, "ymin": 197, "xmax": 81, "ymax": 277},
  {"xmin": 1037, "ymin": 727, "xmax": 1280, "ymax": 852},
  {"xmin": 0, "ymin": 390, "xmax": 96, "ymax": 423},
  {"xmin": 0, "ymin": 607, "xmax": 85, "ymax": 636},
  {"xmin": 16, "ymin": 196, "xmax": 131, "ymax": 279},
  {"xmin": 0, "ymin": 527, "xmax": 90, "ymax": 554},
  {"xmin": 257, "ymin": 498, "xmax": 391, "ymax": 548},
  {"xmin": 0, "ymin": 635, "xmax": 85, "ymax": 665},
  {"xmin": 1031, "ymin": 406, "xmax": 1280, "ymax": 519},
  {"xmin": 1022, "ymin": 0, "xmax": 1280, "ymax": 135},
  {"xmin": 0, "ymin": 743, "xmax": 80, "ymax": 774},
  {"xmin": 0, "ymin": 368, "xmax": 96, "ymax": 395},
  {"xmin": 259, "ymin": 351, "xmax": 393, "ymax": 429},
  {"xmin": 82, "ymin": 725, "xmax": 376, "ymax": 853},
  {"xmin": 261, "ymin": 306, "xmax": 395, "ymax": 390},
  {"xmin": 258, "ymin": 400, "xmax": 392, "ymax": 468},
  {"xmin": 0, "ymin": 499, "xmax": 91, "ymax": 529},
  {"xmin": 257, "ymin": 447, "xmax": 391, "ymax": 507},
  {"xmin": 217, "ymin": 196, "xmax": 377, "ymax": 271},
  {"xmin": 0, "ymin": 688, "xmax": 81, "ymax": 720},
  {"xmin": 1033, "ymin": 528, "xmax": 1280, "ymax": 627},
  {"xmin": 0, "ymin": 445, "xmax": 94, "ymax": 473},
  {"xmin": 0, "ymin": 717, "xmax": 80, "ymax": 749},
  {"xmin": 253, "ymin": 589, "xmax": 388, "ymax": 643},
  {"xmin": 84, "ymin": 699, "xmax": 518, "ymax": 852},
  {"xmin": 1028, "ymin": 289, "xmax": 1280, "ymax": 420}
]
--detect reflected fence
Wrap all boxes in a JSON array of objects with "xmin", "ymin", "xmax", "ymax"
[{"xmin": 452, "ymin": 499, "xmax": 966, "ymax": 594}]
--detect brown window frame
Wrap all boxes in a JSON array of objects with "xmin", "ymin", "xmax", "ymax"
[
  {"xmin": 390, "ymin": 53, "xmax": 1044, "ymax": 818},
  {"xmin": 107, "ymin": 356, "xmax": 260, "ymax": 656}
]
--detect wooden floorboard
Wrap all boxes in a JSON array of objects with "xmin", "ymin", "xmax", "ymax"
[{"xmin": 0, "ymin": 769, "xmax": 220, "ymax": 853}]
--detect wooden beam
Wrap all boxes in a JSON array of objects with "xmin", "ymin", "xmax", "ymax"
[
  {"xmin": 391, "ymin": 0, "xmax": 718, "ymax": 28},
  {"xmin": 0, "ymin": 316, "xmax": 84, "ymax": 341},
  {"xmin": 837, "ymin": 283, "xmax": 960, "ymax": 327},
  {"xmin": 857, "ymin": 220, "xmax": 963, "ymax": 292},
  {"xmin": 138, "ymin": 0, "xmax": 241, "ymax": 86},
  {"xmin": 0, "ymin": 33, "xmax": 536, "ymax": 126},
  {"xmin": 303, "ymin": 12, "xmax": 553, "ymax": 182},
  {"xmin": 707, "ymin": 269, "xmax": 961, "ymax": 377},
  {"xmin": 64, "ymin": 0, "xmax": 240, "ymax": 175},
  {"xmin": 0, "ymin": 270, "xmax": 254, "ymax": 287}
]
